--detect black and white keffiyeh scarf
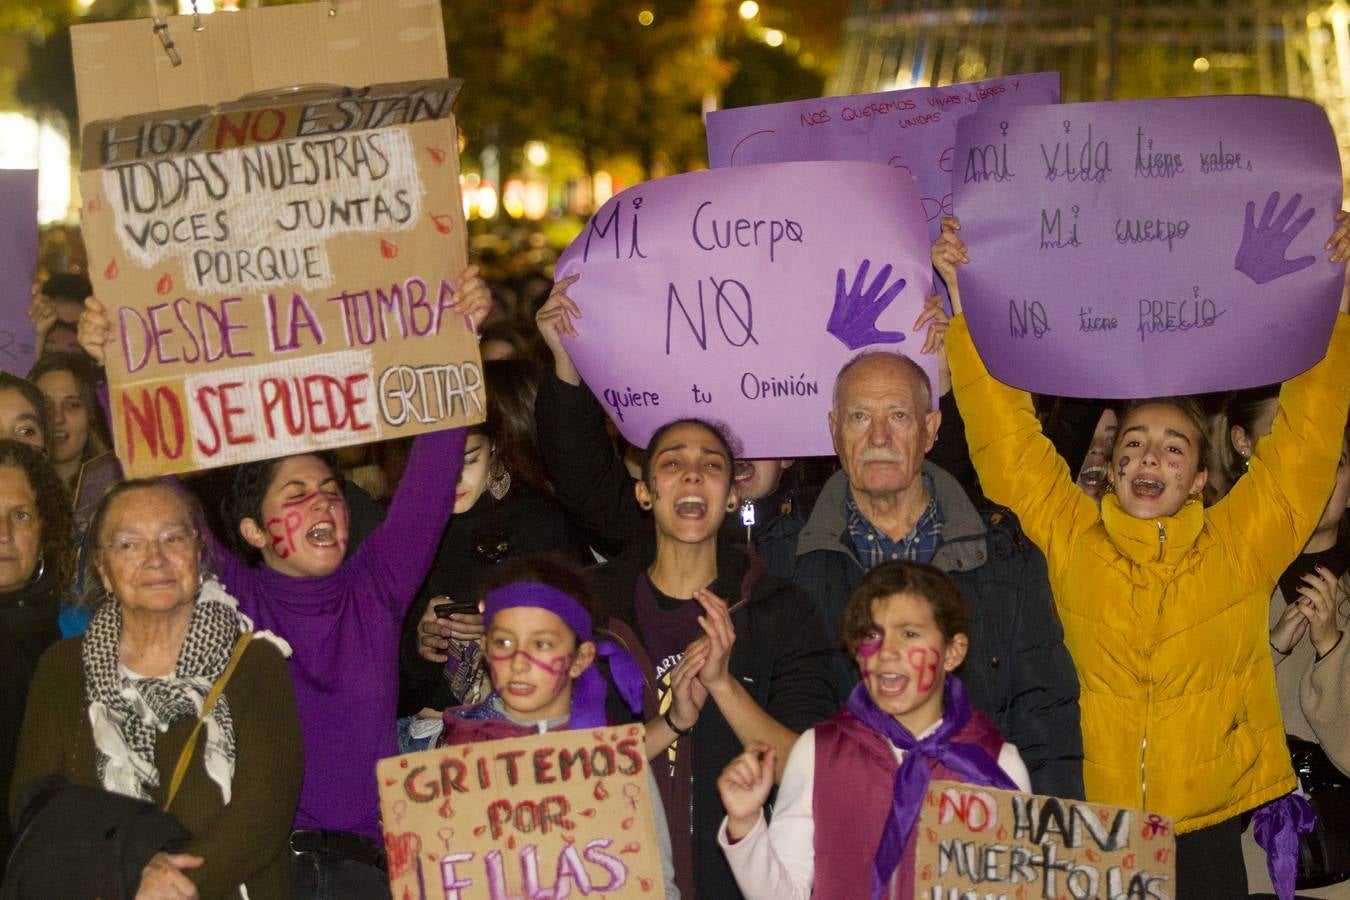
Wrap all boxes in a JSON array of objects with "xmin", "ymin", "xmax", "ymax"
[{"xmin": 82, "ymin": 577, "xmax": 283, "ymax": 806}]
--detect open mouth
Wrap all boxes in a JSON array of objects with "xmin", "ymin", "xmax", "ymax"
[
  {"xmin": 1078, "ymin": 466, "xmax": 1107, "ymax": 487},
  {"xmin": 306, "ymin": 522, "xmax": 339, "ymax": 547},
  {"xmin": 874, "ymin": 672, "xmax": 910, "ymax": 697},
  {"xmin": 506, "ymin": 681, "xmax": 535, "ymax": 696},
  {"xmin": 1131, "ymin": 476, "xmax": 1166, "ymax": 499},
  {"xmin": 673, "ymin": 496, "xmax": 708, "ymax": 519}
]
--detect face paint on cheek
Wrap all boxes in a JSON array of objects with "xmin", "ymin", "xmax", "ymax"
[
  {"xmin": 906, "ymin": 647, "xmax": 941, "ymax": 692},
  {"xmin": 857, "ymin": 637, "xmax": 881, "ymax": 675},
  {"xmin": 1117, "ymin": 455, "xmax": 1130, "ymax": 476},
  {"xmin": 488, "ymin": 650, "xmax": 572, "ymax": 694},
  {"xmin": 329, "ymin": 498, "xmax": 350, "ymax": 552},
  {"xmin": 266, "ymin": 508, "xmax": 305, "ymax": 558}
]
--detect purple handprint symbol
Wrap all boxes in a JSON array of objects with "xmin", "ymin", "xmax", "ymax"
[
  {"xmin": 827, "ymin": 259, "xmax": 907, "ymax": 350},
  {"xmin": 1234, "ymin": 191, "xmax": 1318, "ymax": 285}
]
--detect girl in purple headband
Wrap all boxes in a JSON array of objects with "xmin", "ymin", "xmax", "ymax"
[{"xmin": 436, "ymin": 554, "xmax": 678, "ymax": 897}]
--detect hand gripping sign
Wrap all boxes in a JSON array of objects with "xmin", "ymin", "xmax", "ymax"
[
  {"xmin": 952, "ymin": 95, "xmax": 1343, "ymax": 398},
  {"xmin": 554, "ymin": 160, "xmax": 935, "ymax": 458}
]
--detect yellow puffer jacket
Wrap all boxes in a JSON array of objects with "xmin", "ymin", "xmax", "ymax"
[{"xmin": 947, "ymin": 313, "xmax": 1350, "ymax": 832}]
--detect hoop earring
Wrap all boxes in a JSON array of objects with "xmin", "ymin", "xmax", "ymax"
[
  {"xmin": 487, "ymin": 462, "xmax": 512, "ymax": 501},
  {"xmin": 29, "ymin": 554, "xmax": 44, "ymax": 584}
]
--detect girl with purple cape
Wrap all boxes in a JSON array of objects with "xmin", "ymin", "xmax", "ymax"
[{"xmin": 717, "ymin": 561, "xmax": 1031, "ymax": 900}]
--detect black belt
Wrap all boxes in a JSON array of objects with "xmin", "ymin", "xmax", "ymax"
[{"xmin": 289, "ymin": 829, "xmax": 387, "ymax": 870}]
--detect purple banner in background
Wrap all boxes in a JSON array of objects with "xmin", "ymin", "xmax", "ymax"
[
  {"xmin": 953, "ymin": 96, "xmax": 1343, "ymax": 398},
  {"xmin": 0, "ymin": 170, "xmax": 39, "ymax": 374},
  {"xmin": 706, "ymin": 73, "xmax": 1060, "ymax": 240},
  {"xmin": 555, "ymin": 161, "xmax": 935, "ymax": 458}
]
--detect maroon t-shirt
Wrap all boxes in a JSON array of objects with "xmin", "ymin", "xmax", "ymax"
[{"xmin": 632, "ymin": 571, "xmax": 710, "ymax": 899}]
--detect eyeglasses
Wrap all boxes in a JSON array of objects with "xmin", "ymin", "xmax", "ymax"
[{"xmin": 102, "ymin": 528, "xmax": 199, "ymax": 561}]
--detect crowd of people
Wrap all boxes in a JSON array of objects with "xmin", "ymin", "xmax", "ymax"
[{"xmin": 0, "ymin": 214, "xmax": 1346, "ymax": 900}]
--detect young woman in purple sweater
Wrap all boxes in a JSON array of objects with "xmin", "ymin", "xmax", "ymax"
[{"xmin": 78, "ymin": 268, "xmax": 491, "ymax": 899}]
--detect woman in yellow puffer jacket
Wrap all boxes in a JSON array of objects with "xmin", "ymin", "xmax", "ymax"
[{"xmin": 934, "ymin": 214, "xmax": 1350, "ymax": 898}]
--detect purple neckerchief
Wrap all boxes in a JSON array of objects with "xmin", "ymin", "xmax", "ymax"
[
  {"xmin": 845, "ymin": 676, "xmax": 1018, "ymax": 899},
  {"xmin": 482, "ymin": 582, "xmax": 645, "ymax": 728},
  {"xmin": 1252, "ymin": 793, "xmax": 1316, "ymax": 900}
]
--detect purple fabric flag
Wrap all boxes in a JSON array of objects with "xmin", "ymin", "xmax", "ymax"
[
  {"xmin": 554, "ymin": 161, "xmax": 934, "ymax": 458},
  {"xmin": 706, "ymin": 73, "xmax": 1060, "ymax": 241},
  {"xmin": 953, "ymin": 96, "xmax": 1344, "ymax": 398},
  {"xmin": 0, "ymin": 170, "xmax": 40, "ymax": 373}
]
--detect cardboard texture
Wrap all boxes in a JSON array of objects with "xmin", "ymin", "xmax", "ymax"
[
  {"xmin": 554, "ymin": 160, "xmax": 935, "ymax": 458},
  {"xmin": 914, "ymin": 780, "xmax": 1176, "ymax": 899},
  {"xmin": 72, "ymin": 2, "xmax": 479, "ymax": 478},
  {"xmin": 953, "ymin": 95, "xmax": 1344, "ymax": 398},
  {"xmin": 376, "ymin": 726, "xmax": 667, "ymax": 899},
  {"xmin": 0, "ymin": 169, "xmax": 40, "ymax": 373},
  {"xmin": 71, "ymin": 0, "xmax": 447, "ymax": 124}
]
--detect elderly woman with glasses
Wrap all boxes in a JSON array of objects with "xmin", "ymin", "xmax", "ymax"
[{"xmin": 10, "ymin": 478, "xmax": 302, "ymax": 900}]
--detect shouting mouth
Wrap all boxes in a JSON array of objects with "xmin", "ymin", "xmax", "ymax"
[
  {"xmin": 1130, "ymin": 476, "xmax": 1166, "ymax": 499},
  {"xmin": 1078, "ymin": 465, "xmax": 1106, "ymax": 487},
  {"xmin": 673, "ymin": 496, "xmax": 708, "ymax": 519},
  {"xmin": 306, "ymin": 522, "xmax": 339, "ymax": 547},
  {"xmin": 874, "ymin": 672, "xmax": 910, "ymax": 697}
]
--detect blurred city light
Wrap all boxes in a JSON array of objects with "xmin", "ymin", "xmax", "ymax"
[
  {"xmin": 638, "ymin": 9, "xmax": 654, "ymax": 26},
  {"xmin": 764, "ymin": 29, "xmax": 784, "ymax": 47},
  {"xmin": 738, "ymin": 1, "xmax": 760, "ymax": 20},
  {"xmin": 0, "ymin": 113, "xmax": 71, "ymax": 223},
  {"xmin": 524, "ymin": 141, "xmax": 550, "ymax": 168},
  {"xmin": 1193, "ymin": 56, "xmax": 1211, "ymax": 73}
]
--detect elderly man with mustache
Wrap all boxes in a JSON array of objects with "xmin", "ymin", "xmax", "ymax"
[{"xmin": 786, "ymin": 350, "xmax": 1086, "ymax": 800}]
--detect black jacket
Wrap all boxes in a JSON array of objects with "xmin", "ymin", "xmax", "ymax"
[
  {"xmin": 786, "ymin": 464, "xmax": 1086, "ymax": 800},
  {"xmin": 590, "ymin": 532, "xmax": 837, "ymax": 900},
  {"xmin": 397, "ymin": 488, "xmax": 592, "ymax": 714}
]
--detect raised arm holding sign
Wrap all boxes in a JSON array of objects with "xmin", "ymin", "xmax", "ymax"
[{"xmin": 940, "ymin": 192, "xmax": 1350, "ymax": 895}]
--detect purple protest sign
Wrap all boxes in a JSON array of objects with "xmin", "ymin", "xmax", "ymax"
[
  {"xmin": 554, "ymin": 161, "xmax": 934, "ymax": 457},
  {"xmin": 0, "ymin": 170, "xmax": 40, "ymax": 373},
  {"xmin": 953, "ymin": 96, "xmax": 1343, "ymax": 397},
  {"xmin": 706, "ymin": 73, "xmax": 1059, "ymax": 239}
]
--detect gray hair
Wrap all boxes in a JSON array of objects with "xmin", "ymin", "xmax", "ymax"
[{"xmin": 831, "ymin": 350, "xmax": 933, "ymax": 411}]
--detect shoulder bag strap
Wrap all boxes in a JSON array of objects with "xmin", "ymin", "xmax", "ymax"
[{"xmin": 164, "ymin": 631, "xmax": 252, "ymax": 811}]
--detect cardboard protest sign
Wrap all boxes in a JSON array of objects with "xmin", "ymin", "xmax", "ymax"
[
  {"xmin": 376, "ymin": 725, "xmax": 666, "ymax": 899},
  {"xmin": 554, "ymin": 160, "xmax": 935, "ymax": 458},
  {"xmin": 914, "ymin": 781, "xmax": 1176, "ymax": 899},
  {"xmin": 952, "ymin": 96, "xmax": 1344, "ymax": 398},
  {"xmin": 706, "ymin": 73, "xmax": 1060, "ymax": 238},
  {"xmin": 71, "ymin": 3, "xmax": 480, "ymax": 477},
  {"xmin": 0, "ymin": 170, "xmax": 40, "ymax": 372}
]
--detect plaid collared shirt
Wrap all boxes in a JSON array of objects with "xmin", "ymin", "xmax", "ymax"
[{"xmin": 845, "ymin": 473, "xmax": 943, "ymax": 568}]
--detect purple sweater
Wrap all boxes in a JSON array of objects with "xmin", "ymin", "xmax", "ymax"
[{"xmin": 204, "ymin": 428, "xmax": 467, "ymax": 840}]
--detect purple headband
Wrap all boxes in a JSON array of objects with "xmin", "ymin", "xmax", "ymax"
[
  {"xmin": 483, "ymin": 582, "xmax": 594, "ymax": 641},
  {"xmin": 481, "ymin": 581, "xmax": 644, "ymax": 729}
]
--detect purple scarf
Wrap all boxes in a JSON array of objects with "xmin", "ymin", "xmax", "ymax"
[
  {"xmin": 846, "ymin": 676, "xmax": 1018, "ymax": 899},
  {"xmin": 482, "ymin": 582, "xmax": 645, "ymax": 728},
  {"xmin": 1252, "ymin": 793, "xmax": 1317, "ymax": 900}
]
